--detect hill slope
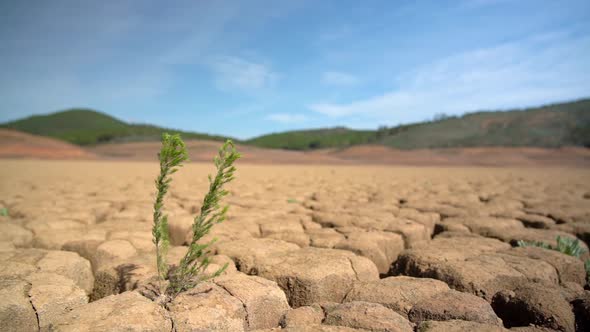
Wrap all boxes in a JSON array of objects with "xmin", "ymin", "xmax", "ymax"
[
  {"xmin": 0, "ymin": 129, "xmax": 96, "ymax": 159},
  {"xmin": 0, "ymin": 109, "xmax": 229, "ymax": 145},
  {"xmin": 245, "ymin": 127, "xmax": 377, "ymax": 150},
  {"xmin": 3, "ymin": 99, "xmax": 589, "ymax": 149},
  {"xmin": 247, "ymin": 99, "xmax": 590, "ymax": 150}
]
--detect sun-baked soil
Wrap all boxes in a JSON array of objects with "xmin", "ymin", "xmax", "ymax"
[{"xmin": 1, "ymin": 159, "xmax": 590, "ymax": 331}]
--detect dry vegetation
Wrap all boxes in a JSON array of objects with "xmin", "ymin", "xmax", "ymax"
[{"xmin": 1, "ymin": 159, "xmax": 590, "ymax": 331}]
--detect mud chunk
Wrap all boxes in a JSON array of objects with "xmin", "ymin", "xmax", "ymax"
[
  {"xmin": 323, "ymin": 301, "xmax": 414, "ymax": 332},
  {"xmin": 169, "ymin": 283, "xmax": 247, "ymax": 332},
  {"xmin": 216, "ymin": 238, "xmax": 300, "ymax": 275},
  {"xmin": 491, "ymin": 283, "xmax": 575, "ymax": 332},
  {"xmin": 504, "ymin": 246, "xmax": 586, "ymax": 285},
  {"xmin": 408, "ymin": 289, "xmax": 502, "ymax": 325},
  {"xmin": 258, "ymin": 247, "xmax": 379, "ymax": 307},
  {"xmin": 344, "ymin": 276, "xmax": 450, "ymax": 317},
  {"xmin": 214, "ymin": 273, "xmax": 290, "ymax": 329},
  {"xmin": 25, "ymin": 272, "xmax": 88, "ymax": 330},
  {"xmin": 0, "ymin": 279, "xmax": 38, "ymax": 332},
  {"xmin": 334, "ymin": 227, "xmax": 404, "ymax": 274},
  {"xmin": 51, "ymin": 291, "xmax": 172, "ymax": 332},
  {"xmin": 280, "ymin": 305, "xmax": 324, "ymax": 328},
  {"xmin": 417, "ymin": 319, "xmax": 509, "ymax": 331}
]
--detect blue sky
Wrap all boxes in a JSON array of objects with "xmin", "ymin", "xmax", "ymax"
[{"xmin": 1, "ymin": 0, "xmax": 589, "ymax": 139}]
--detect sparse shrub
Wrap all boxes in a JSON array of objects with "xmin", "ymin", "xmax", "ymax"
[
  {"xmin": 554, "ymin": 236, "xmax": 587, "ymax": 258},
  {"xmin": 518, "ymin": 235, "xmax": 590, "ymax": 282},
  {"xmin": 517, "ymin": 236, "xmax": 585, "ymax": 258},
  {"xmin": 516, "ymin": 239, "xmax": 552, "ymax": 251},
  {"xmin": 152, "ymin": 133, "xmax": 240, "ymax": 300}
]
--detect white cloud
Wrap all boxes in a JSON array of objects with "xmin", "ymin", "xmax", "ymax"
[
  {"xmin": 309, "ymin": 32, "xmax": 590, "ymax": 121},
  {"xmin": 210, "ymin": 56, "xmax": 278, "ymax": 92},
  {"xmin": 321, "ymin": 71, "xmax": 359, "ymax": 86},
  {"xmin": 267, "ymin": 113, "xmax": 308, "ymax": 124}
]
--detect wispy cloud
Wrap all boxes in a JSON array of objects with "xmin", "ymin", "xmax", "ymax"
[
  {"xmin": 267, "ymin": 113, "xmax": 308, "ymax": 124},
  {"xmin": 321, "ymin": 71, "xmax": 359, "ymax": 86},
  {"xmin": 310, "ymin": 32, "xmax": 590, "ymax": 122},
  {"xmin": 210, "ymin": 56, "xmax": 278, "ymax": 92}
]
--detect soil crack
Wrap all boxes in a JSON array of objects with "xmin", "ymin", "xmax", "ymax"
[
  {"xmin": 25, "ymin": 282, "xmax": 40, "ymax": 331},
  {"xmin": 214, "ymin": 282, "xmax": 250, "ymax": 328},
  {"xmin": 347, "ymin": 257, "xmax": 360, "ymax": 281}
]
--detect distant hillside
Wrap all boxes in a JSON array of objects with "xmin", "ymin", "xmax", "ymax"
[
  {"xmin": 3, "ymin": 99, "xmax": 589, "ymax": 149},
  {"xmin": 245, "ymin": 127, "xmax": 376, "ymax": 150},
  {"xmin": 247, "ymin": 99, "xmax": 590, "ymax": 150},
  {"xmin": 0, "ymin": 109, "xmax": 229, "ymax": 145}
]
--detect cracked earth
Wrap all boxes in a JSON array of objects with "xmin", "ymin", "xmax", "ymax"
[{"xmin": 1, "ymin": 160, "xmax": 589, "ymax": 331}]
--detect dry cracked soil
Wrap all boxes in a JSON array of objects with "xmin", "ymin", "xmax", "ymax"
[{"xmin": 1, "ymin": 159, "xmax": 590, "ymax": 332}]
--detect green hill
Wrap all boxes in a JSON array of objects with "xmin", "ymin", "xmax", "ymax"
[
  {"xmin": 245, "ymin": 127, "xmax": 377, "ymax": 150},
  {"xmin": 3, "ymin": 99, "xmax": 589, "ymax": 149},
  {"xmin": 247, "ymin": 98, "xmax": 590, "ymax": 150},
  {"xmin": 0, "ymin": 109, "xmax": 229, "ymax": 145}
]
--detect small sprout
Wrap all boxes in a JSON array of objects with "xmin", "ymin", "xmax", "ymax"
[
  {"xmin": 0, "ymin": 207, "xmax": 8, "ymax": 217},
  {"xmin": 170, "ymin": 139, "xmax": 240, "ymax": 296},
  {"xmin": 151, "ymin": 133, "xmax": 240, "ymax": 300},
  {"xmin": 554, "ymin": 236, "xmax": 585, "ymax": 258},
  {"xmin": 516, "ymin": 239, "xmax": 551, "ymax": 250},
  {"xmin": 287, "ymin": 198, "xmax": 298, "ymax": 204},
  {"xmin": 517, "ymin": 236, "xmax": 587, "ymax": 258},
  {"xmin": 152, "ymin": 133, "xmax": 188, "ymax": 294},
  {"xmin": 518, "ymin": 235, "xmax": 590, "ymax": 281}
]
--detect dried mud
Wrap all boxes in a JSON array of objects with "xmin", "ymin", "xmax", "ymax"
[{"xmin": 1, "ymin": 160, "xmax": 590, "ymax": 331}]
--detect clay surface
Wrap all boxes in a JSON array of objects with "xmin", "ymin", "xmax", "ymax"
[{"xmin": 1, "ymin": 160, "xmax": 589, "ymax": 331}]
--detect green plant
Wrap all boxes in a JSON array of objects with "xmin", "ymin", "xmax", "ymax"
[
  {"xmin": 518, "ymin": 235, "xmax": 590, "ymax": 282},
  {"xmin": 0, "ymin": 207, "xmax": 8, "ymax": 216},
  {"xmin": 554, "ymin": 236, "xmax": 586, "ymax": 258},
  {"xmin": 517, "ymin": 236, "xmax": 586, "ymax": 257},
  {"xmin": 152, "ymin": 133, "xmax": 240, "ymax": 299},
  {"xmin": 516, "ymin": 239, "xmax": 552, "ymax": 250}
]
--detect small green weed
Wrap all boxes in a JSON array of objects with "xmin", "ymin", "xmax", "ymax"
[
  {"xmin": 517, "ymin": 235, "xmax": 590, "ymax": 282},
  {"xmin": 554, "ymin": 236, "xmax": 586, "ymax": 258},
  {"xmin": 0, "ymin": 208, "xmax": 8, "ymax": 216},
  {"xmin": 517, "ymin": 236, "xmax": 585, "ymax": 258},
  {"xmin": 152, "ymin": 133, "xmax": 240, "ymax": 299},
  {"xmin": 287, "ymin": 198, "xmax": 298, "ymax": 204},
  {"xmin": 516, "ymin": 239, "xmax": 552, "ymax": 251}
]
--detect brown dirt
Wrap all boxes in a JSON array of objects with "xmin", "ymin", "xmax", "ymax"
[
  {"xmin": 87, "ymin": 140, "xmax": 341, "ymax": 164},
  {"xmin": 2, "ymin": 129, "xmax": 589, "ymax": 166},
  {"xmin": 323, "ymin": 145, "xmax": 590, "ymax": 167},
  {"xmin": 88, "ymin": 141, "xmax": 590, "ymax": 167},
  {"xmin": 0, "ymin": 129, "xmax": 97, "ymax": 159},
  {"xmin": 1, "ymin": 159, "xmax": 590, "ymax": 330}
]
